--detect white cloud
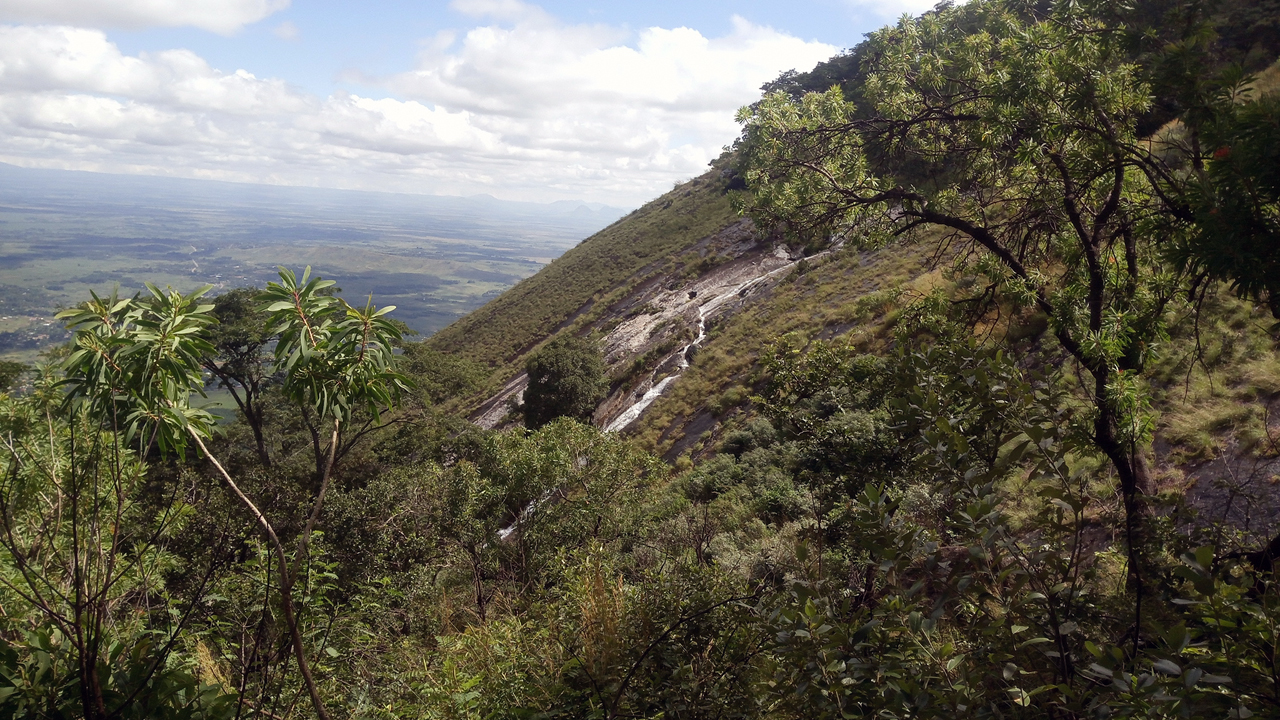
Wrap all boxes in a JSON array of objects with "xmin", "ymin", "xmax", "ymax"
[
  {"xmin": 0, "ymin": 0, "xmax": 289, "ymax": 34},
  {"xmin": 382, "ymin": 12, "xmax": 837, "ymax": 199},
  {"xmin": 0, "ymin": 26, "xmax": 311, "ymax": 113},
  {"xmin": 0, "ymin": 10, "xmax": 836, "ymax": 205}
]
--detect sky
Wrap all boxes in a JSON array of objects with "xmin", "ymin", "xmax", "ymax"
[{"xmin": 0, "ymin": 0, "xmax": 936, "ymax": 206}]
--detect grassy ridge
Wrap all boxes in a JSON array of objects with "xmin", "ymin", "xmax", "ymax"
[{"xmin": 424, "ymin": 167, "xmax": 737, "ymax": 370}]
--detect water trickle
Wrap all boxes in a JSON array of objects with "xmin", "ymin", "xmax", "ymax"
[{"xmin": 605, "ymin": 249, "xmax": 827, "ymax": 433}]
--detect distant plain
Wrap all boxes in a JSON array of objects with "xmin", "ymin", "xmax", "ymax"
[{"xmin": 0, "ymin": 163, "xmax": 623, "ymax": 363}]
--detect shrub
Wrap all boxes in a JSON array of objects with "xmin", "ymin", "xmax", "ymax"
[{"xmin": 522, "ymin": 336, "xmax": 607, "ymax": 429}]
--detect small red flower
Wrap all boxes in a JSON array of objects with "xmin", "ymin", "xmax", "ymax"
[{"xmin": 1214, "ymin": 146, "xmax": 1232, "ymax": 159}]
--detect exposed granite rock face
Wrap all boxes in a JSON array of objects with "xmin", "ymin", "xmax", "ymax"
[{"xmin": 470, "ymin": 217, "xmax": 839, "ymax": 433}]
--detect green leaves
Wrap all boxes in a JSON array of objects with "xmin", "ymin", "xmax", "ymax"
[
  {"xmin": 1176, "ymin": 89, "xmax": 1280, "ymax": 318},
  {"xmin": 259, "ymin": 266, "xmax": 412, "ymax": 424},
  {"xmin": 0, "ymin": 362, "xmax": 27, "ymax": 394},
  {"xmin": 736, "ymin": 87, "xmax": 883, "ymax": 243},
  {"xmin": 57, "ymin": 284, "xmax": 216, "ymax": 459},
  {"xmin": 54, "ymin": 266, "xmax": 413, "ymax": 458},
  {"xmin": 736, "ymin": 0, "xmax": 1180, "ymax": 469},
  {"xmin": 521, "ymin": 335, "xmax": 606, "ymax": 429}
]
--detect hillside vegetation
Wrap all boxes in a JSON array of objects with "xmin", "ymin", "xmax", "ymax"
[
  {"xmin": 3, "ymin": 1, "xmax": 1280, "ymax": 719},
  {"xmin": 425, "ymin": 168, "xmax": 737, "ymax": 370}
]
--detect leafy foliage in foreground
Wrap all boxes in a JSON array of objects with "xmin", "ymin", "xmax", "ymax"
[{"xmin": 1179, "ymin": 87, "xmax": 1280, "ymax": 317}]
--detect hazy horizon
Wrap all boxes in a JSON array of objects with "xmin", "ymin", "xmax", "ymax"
[{"xmin": 0, "ymin": 158, "xmax": 627, "ymax": 360}]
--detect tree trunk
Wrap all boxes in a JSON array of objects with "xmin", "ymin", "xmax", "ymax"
[
  {"xmin": 80, "ymin": 652, "xmax": 108, "ymax": 720},
  {"xmin": 189, "ymin": 431, "xmax": 332, "ymax": 720},
  {"xmin": 248, "ymin": 406, "xmax": 270, "ymax": 467},
  {"xmin": 204, "ymin": 363, "xmax": 271, "ymax": 466},
  {"xmin": 1093, "ymin": 410, "xmax": 1152, "ymax": 655},
  {"xmin": 468, "ymin": 545, "xmax": 487, "ymax": 622}
]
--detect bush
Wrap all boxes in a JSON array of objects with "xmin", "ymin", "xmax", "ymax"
[
  {"xmin": 0, "ymin": 361, "xmax": 26, "ymax": 392},
  {"xmin": 522, "ymin": 336, "xmax": 607, "ymax": 429}
]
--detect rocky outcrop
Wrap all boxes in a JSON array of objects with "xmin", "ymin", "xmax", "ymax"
[{"xmin": 470, "ymin": 217, "xmax": 838, "ymax": 432}]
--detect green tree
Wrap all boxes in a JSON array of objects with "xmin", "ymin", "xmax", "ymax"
[
  {"xmin": 746, "ymin": 336, "xmax": 1257, "ymax": 718},
  {"xmin": 421, "ymin": 418, "xmax": 660, "ymax": 621},
  {"xmin": 0, "ymin": 302, "xmax": 232, "ymax": 719},
  {"xmin": 0, "ymin": 384, "xmax": 233, "ymax": 720},
  {"xmin": 259, "ymin": 267, "xmax": 411, "ymax": 485},
  {"xmin": 1177, "ymin": 80, "xmax": 1280, "ymax": 317},
  {"xmin": 522, "ymin": 335, "xmax": 606, "ymax": 429},
  {"xmin": 0, "ymin": 361, "xmax": 26, "ymax": 393},
  {"xmin": 56, "ymin": 269, "xmax": 410, "ymax": 720},
  {"xmin": 737, "ymin": 0, "xmax": 1188, "ymax": 611},
  {"xmin": 202, "ymin": 286, "xmax": 275, "ymax": 465},
  {"xmin": 397, "ymin": 343, "xmax": 487, "ymax": 406}
]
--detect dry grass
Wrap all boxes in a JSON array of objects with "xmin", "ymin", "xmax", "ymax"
[
  {"xmin": 1250, "ymin": 58, "xmax": 1280, "ymax": 97},
  {"xmin": 426, "ymin": 165, "xmax": 737, "ymax": 373},
  {"xmin": 1150, "ymin": 287, "xmax": 1280, "ymax": 463}
]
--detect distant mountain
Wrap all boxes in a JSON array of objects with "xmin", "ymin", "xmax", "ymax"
[{"xmin": 0, "ymin": 163, "xmax": 628, "ymax": 237}]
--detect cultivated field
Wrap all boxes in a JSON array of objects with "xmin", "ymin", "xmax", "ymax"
[{"xmin": 0, "ymin": 163, "xmax": 622, "ymax": 361}]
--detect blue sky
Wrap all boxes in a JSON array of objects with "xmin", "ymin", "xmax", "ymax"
[{"xmin": 0, "ymin": 0, "xmax": 932, "ymax": 205}]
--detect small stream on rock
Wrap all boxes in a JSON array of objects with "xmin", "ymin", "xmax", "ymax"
[
  {"xmin": 496, "ymin": 244, "xmax": 838, "ymax": 539},
  {"xmin": 604, "ymin": 249, "xmax": 832, "ymax": 433}
]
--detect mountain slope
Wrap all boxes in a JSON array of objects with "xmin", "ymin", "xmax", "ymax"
[
  {"xmin": 423, "ymin": 7, "xmax": 1280, "ymax": 470},
  {"xmin": 422, "ymin": 152, "xmax": 944, "ymax": 457},
  {"xmin": 424, "ymin": 164, "xmax": 738, "ymax": 371}
]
